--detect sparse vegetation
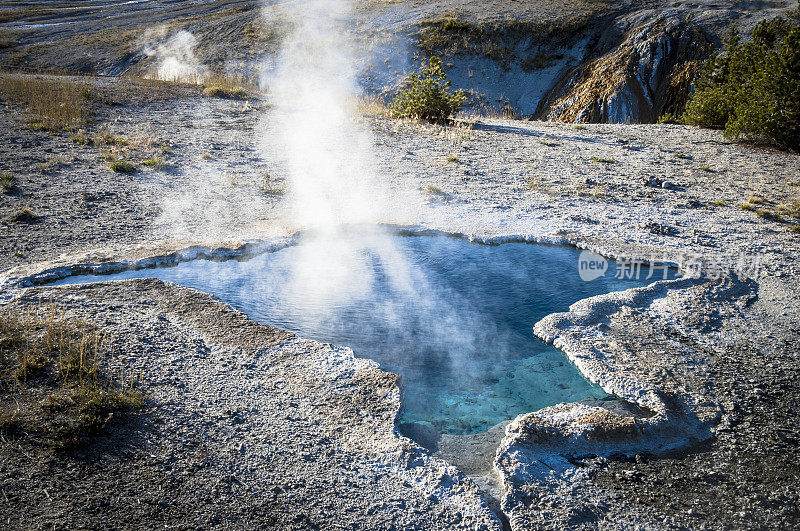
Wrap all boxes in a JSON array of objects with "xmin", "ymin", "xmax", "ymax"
[
  {"xmin": 259, "ymin": 172, "xmax": 285, "ymax": 195},
  {"xmin": 527, "ymin": 173, "xmax": 553, "ymax": 196},
  {"xmin": 424, "ymin": 184, "xmax": 446, "ymax": 195},
  {"xmin": 108, "ymin": 160, "xmax": 137, "ymax": 174},
  {"xmin": 0, "ymin": 76, "xmax": 90, "ymax": 130},
  {"xmin": 756, "ymin": 208, "xmax": 781, "ymax": 221},
  {"xmin": 37, "ymin": 155, "xmax": 69, "ymax": 174},
  {"xmin": 0, "ymin": 302, "xmax": 144, "ymax": 450},
  {"xmin": 700, "ymin": 165, "xmax": 714, "ymax": 172},
  {"xmin": 736, "ymin": 194, "xmax": 795, "ymax": 226},
  {"xmin": 1, "ymin": 172, "xmax": 15, "ymax": 193},
  {"xmin": 357, "ymin": 94, "xmax": 391, "ymax": 117},
  {"xmin": 9, "ymin": 207, "xmax": 39, "ymax": 223},
  {"xmin": 715, "ymin": 199, "xmax": 727, "ymax": 206},
  {"xmin": 682, "ymin": 16, "xmax": 800, "ymax": 151},
  {"xmin": 94, "ymin": 131, "xmax": 129, "ymax": 147},
  {"xmin": 69, "ymin": 130, "xmax": 90, "ymax": 146},
  {"xmin": 573, "ymin": 125, "xmax": 588, "ymax": 130},
  {"xmin": 776, "ymin": 203, "xmax": 800, "ymax": 218},
  {"xmin": 540, "ymin": 139, "xmax": 559, "ymax": 147},
  {"xmin": 201, "ymin": 150, "xmax": 213, "ymax": 160},
  {"xmin": 446, "ymin": 154, "xmax": 461, "ymax": 163},
  {"xmin": 143, "ymin": 156, "xmax": 167, "ymax": 170},
  {"xmin": 391, "ymin": 57, "xmax": 465, "ymax": 122},
  {"xmin": 417, "ymin": 15, "xmax": 596, "ymax": 70},
  {"xmin": 0, "ymin": 7, "xmax": 59, "ymax": 23},
  {"xmin": 202, "ymin": 74, "xmax": 249, "ymax": 100},
  {"xmin": 0, "ymin": 30, "xmax": 19, "ymax": 50},
  {"xmin": 657, "ymin": 113, "xmax": 682, "ymax": 124},
  {"xmin": 591, "ymin": 156, "xmax": 615, "ymax": 164}
]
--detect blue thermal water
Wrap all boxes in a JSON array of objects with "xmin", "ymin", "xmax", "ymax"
[{"xmin": 54, "ymin": 233, "xmax": 669, "ymax": 434}]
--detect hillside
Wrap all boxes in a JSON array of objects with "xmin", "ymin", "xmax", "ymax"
[{"xmin": 0, "ymin": 0, "xmax": 795, "ymax": 122}]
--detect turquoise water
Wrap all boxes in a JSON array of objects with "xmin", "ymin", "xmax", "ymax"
[{"xmin": 54, "ymin": 232, "xmax": 667, "ymax": 434}]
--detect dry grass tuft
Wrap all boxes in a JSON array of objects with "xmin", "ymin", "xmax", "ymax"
[
  {"xmin": 94, "ymin": 130, "xmax": 128, "ymax": 147},
  {"xmin": 0, "ymin": 75, "xmax": 90, "ymax": 130},
  {"xmin": 108, "ymin": 160, "xmax": 137, "ymax": 174},
  {"xmin": 202, "ymin": 74, "xmax": 251, "ymax": 100},
  {"xmin": 0, "ymin": 302, "xmax": 144, "ymax": 450},
  {"xmin": 357, "ymin": 94, "xmax": 391, "ymax": 117},
  {"xmin": 9, "ymin": 207, "xmax": 39, "ymax": 223},
  {"xmin": 142, "ymin": 156, "xmax": 168, "ymax": 170},
  {"xmin": 37, "ymin": 155, "xmax": 69, "ymax": 174},
  {"xmin": 259, "ymin": 172, "xmax": 285, "ymax": 195},
  {"xmin": 1, "ymin": 172, "xmax": 15, "ymax": 193}
]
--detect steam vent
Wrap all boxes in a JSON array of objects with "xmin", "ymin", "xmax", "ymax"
[{"xmin": 1, "ymin": 1, "xmax": 799, "ymax": 529}]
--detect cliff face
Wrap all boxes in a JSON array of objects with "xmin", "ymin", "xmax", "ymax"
[{"xmin": 535, "ymin": 14, "xmax": 713, "ymax": 123}]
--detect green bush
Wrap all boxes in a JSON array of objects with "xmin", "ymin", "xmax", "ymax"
[
  {"xmin": 391, "ymin": 57, "xmax": 465, "ymax": 122},
  {"xmin": 657, "ymin": 113, "xmax": 681, "ymax": 124},
  {"xmin": 682, "ymin": 16, "xmax": 800, "ymax": 151}
]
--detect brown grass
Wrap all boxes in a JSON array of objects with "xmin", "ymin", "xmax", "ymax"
[
  {"xmin": 0, "ymin": 7, "xmax": 59, "ymax": 24},
  {"xmin": 0, "ymin": 172, "xmax": 15, "ymax": 193},
  {"xmin": 0, "ymin": 302, "xmax": 144, "ymax": 450},
  {"xmin": 202, "ymin": 73, "xmax": 254, "ymax": 99},
  {"xmin": 356, "ymin": 94, "xmax": 391, "ymax": 117},
  {"xmin": 0, "ymin": 75, "xmax": 90, "ymax": 130}
]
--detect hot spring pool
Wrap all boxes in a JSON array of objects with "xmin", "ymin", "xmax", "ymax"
[{"xmin": 54, "ymin": 231, "xmax": 670, "ymax": 434}]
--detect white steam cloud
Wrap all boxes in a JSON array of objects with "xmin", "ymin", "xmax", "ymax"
[
  {"xmin": 256, "ymin": 0, "xmax": 506, "ymax": 395},
  {"xmin": 143, "ymin": 29, "xmax": 209, "ymax": 83},
  {"xmin": 260, "ymin": 0, "xmax": 390, "ymax": 228}
]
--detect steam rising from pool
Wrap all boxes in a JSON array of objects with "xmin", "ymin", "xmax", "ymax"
[
  {"xmin": 261, "ymin": 0, "xmax": 392, "ymax": 228},
  {"xmin": 57, "ymin": 232, "xmax": 669, "ymax": 432},
  {"xmin": 249, "ymin": 0, "xmax": 616, "ymax": 432},
  {"xmin": 68, "ymin": 0, "xmax": 648, "ymax": 433},
  {"xmin": 257, "ymin": 0, "xmax": 428, "ymax": 354},
  {"xmin": 255, "ymin": 0, "xmax": 506, "ymax": 426}
]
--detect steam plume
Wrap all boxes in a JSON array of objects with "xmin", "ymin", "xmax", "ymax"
[
  {"xmin": 257, "ymin": 0, "xmax": 503, "ymax": 394},
  {"xmin": 143, "ymin": 29, "xmax": 209, "ymax": 83}
]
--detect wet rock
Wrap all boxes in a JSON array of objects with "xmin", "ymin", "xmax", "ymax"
[{"xmin": 537, "ymin": 13, "xmax": 712, "ymax": 123}]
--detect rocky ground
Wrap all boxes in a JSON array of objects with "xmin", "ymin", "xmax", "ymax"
[
  {"xmin": 1, "ymin": 75, "xmax": 799, "ymax": 529},
  {"xmin": 2, "ymin": 0, "xmax": 795, "ymax": 119}
]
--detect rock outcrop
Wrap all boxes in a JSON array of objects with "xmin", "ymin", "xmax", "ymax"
[{"xmin": 535, "ymin": 14, "xmax": 713, "ymax": 123}]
